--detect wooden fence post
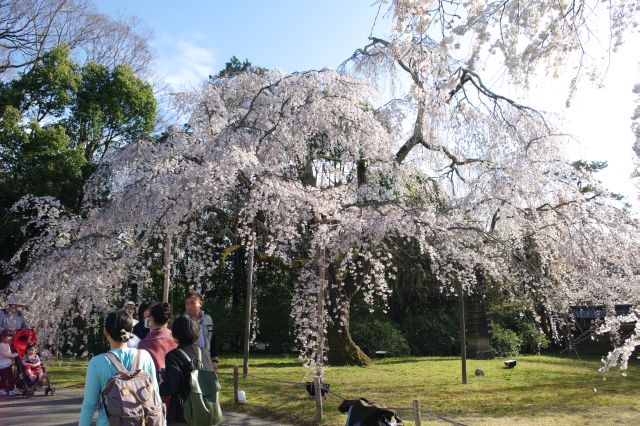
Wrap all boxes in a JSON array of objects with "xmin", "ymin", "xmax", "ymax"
[
  {"xmin": 412, "ymin": 399, "xmax": 422, "ymax": 426},
  {"xmin": 233, "ymin": 366, "xmax": 239, "ymax": 404},
  {"xmin": 314, "ymin": 376, "xmax": 323, "ymax": 423}
]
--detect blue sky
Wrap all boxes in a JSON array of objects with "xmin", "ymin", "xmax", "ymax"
[
  {"xmin": 97, "ymin": 1, "xmax": 388, "ymax": 88},
  {"xmin": 96, "ymin": 1, "xmax": 639, "ymax": 208}
]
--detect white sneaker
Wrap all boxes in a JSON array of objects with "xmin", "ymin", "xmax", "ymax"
[
  {"xmin": 0, "ymin": 389, "xmax": 7, "ymax": 396},
  {"xmin": 8, "ymin": 389, "xmax": 19, "ymax": 396}
]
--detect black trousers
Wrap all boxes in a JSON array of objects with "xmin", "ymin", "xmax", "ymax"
[{"xmin": 0, "ymin": 366, "xmax": 14, "ymax": 391}]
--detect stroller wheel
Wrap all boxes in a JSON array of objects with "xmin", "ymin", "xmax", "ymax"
[
  {"xmin": 44, "ymin": 388, "xmax": 50, "ymax": 396},
  {"xmin": 49, "ymin": 386, "xmax": 55, "ymax": 396}
]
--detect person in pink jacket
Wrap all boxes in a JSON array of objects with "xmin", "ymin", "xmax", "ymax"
[
  {"xmin": 138, "ymin": 303, "xmax": 177, "ymax": 373},
  {"xmin": 0, "ymin": 329, "xmax": 19, "ymax": 396}
]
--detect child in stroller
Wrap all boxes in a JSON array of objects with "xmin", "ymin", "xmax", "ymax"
[
  {"xmin": 12, "ymin": 329, "xmax": 55, "ymax": 397},
  {"xmin": 22, "ymin": 344, "xmax": 46, "ymax": 385}
]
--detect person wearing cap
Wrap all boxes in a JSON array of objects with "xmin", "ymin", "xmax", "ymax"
[
  {"xmin": 122, "ymin": 301, "xmax": 139, "ymax": 327},
  {"xmin": 122, "ymin": 301, "xmax": 142, "ymax": 348},
  {"xmin": 0, "ymin": 298, "xmax": 30, "ymax": 331}
]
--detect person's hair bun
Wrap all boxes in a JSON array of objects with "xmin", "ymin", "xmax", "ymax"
[
  {"xmin": 104, "ymin": 310, "xmax": 134, "ymax": 342},
  {"xmin": 150, "ymin": 302, "xmax": 172, "ymax": 325}
]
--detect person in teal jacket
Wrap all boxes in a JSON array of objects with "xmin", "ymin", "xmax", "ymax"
[{"xmin": 78, "ymin": 309, "xmax": 161, "ymax": 426}]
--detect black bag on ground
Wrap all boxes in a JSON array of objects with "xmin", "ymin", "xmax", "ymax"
[
  {"xmin": 338, "ymin": 398, "xmax": 403, "ymax": 426},
  {"xmin": 305, "ymin": 381, "xmax": 329, "ymax": 397}
]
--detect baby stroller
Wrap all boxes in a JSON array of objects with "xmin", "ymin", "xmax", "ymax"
[{"xmin": 12, "ymin": 329, "xmax": 55, "ymax": 397}]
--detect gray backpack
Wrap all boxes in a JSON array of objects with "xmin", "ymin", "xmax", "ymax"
[{"xmin": 101, "ymin": 350, "xmax": 164, "ymax": 426}]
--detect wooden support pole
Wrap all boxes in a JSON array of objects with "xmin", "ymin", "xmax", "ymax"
[
  {"xmin": 314, "ymin": 376, "xmax": 323, "ymax": 423},
  {"xmin": 55, "ymin": 329, "xmax": 60, "ymax": 360},
  {"xmin": 233, "ymin": 366, "xmax": 239, "ymax": 404},
  {"xmin": 243, "ymin": 247, "xmax": 254, "ymax": 378},
  {"xmin": 459, "ymin": 284, "xmax": 467, "ymax": 384},
  {"xmin": 162, "ymin": 235, "xmax": 172, "ymax": 304},
  {"xmin": 316, "ymin": 247, "xmax": 325, "ymax": 376},
  {"xmin": 412, "ymin": 399, "xmax": 422, "ymax": 426}
]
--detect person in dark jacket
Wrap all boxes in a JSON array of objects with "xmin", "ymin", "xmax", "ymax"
[
  {"xmin": 132, "ymin": 302, "xmax": 151, "ymax": 340},
  {"xmin": 160, "ymin": 315, "xmax": 214, "ymax": 425}
]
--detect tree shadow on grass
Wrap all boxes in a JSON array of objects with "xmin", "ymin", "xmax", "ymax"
[
  {"xmin": 250, "ymin": 361, "xmax": 303, "ymax": 369},
  {"xmin": 374, "ymin": 357, "xmax": 459, "ymax": 366}
]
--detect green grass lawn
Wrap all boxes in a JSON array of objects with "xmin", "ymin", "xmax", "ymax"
[{"xmin": 47, "ymin": 353, "xmax": 640, "ymax": 425}]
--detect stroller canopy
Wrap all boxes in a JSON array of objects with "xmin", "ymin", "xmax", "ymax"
[{"xmin": 13, "ymin": 329, "xmax": 37, "ymax": 358}]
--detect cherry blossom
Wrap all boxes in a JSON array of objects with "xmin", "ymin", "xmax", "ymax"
[{"xmin": 4, "ymin": 2, "xmax": 640, "ymax": 372}]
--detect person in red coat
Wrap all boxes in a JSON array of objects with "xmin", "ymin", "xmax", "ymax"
[{"xmin": 138, "ymin": 303, "xmax": 177, "ymax": 372}]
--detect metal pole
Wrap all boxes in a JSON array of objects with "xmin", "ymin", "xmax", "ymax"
[
  {"xmin": 243, "ymin": 247, "xmax": 254, "ymax": 378},
  {"xmin": 314, "ymin": 376, "xmax": 323, "ymax": 422},
  {"xmin": 162, "ymin": 235, "xmax": 172, "ymax": 304},
  {"xmin": 459, "ymin": 283, "xmax": 467, "ymax": 384}
]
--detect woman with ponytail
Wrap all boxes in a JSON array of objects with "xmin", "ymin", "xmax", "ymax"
[{"xmin": 79, "ymin": 309, "xmax": 160, "ymax": 426}]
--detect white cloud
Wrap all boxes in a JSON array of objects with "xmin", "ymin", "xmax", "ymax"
[{"xmin": 154, "ymin": 37, "xmax": 217, "ymax": 92}]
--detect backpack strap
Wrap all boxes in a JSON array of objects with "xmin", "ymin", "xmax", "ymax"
[
  {"xmin": 195, "ymin": 346, "xmax": 202, "ymax": 368},
  {"xmin": 104, "ymin": 352, "xmax": 130, "ymax": 377},
  {"xmin": 176, "ymin": 347, "xmax": 202, "ymax": 370},
  {"xmin": 176, "ymin": 348, "xmax": 192, "ymax": 369},
  {"xmin": 130, "ymin": 349, "xmax": 142, "ymax": 374}
]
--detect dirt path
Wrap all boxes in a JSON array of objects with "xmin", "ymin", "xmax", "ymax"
[{"xmin": 0, "ymin": 387, "xmax": 291, "ymax": 425}]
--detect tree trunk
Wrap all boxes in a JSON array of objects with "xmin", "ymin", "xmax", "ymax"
[
  {"xmin": 232, "ymin": 247, "xmax": 247, "ymax": 310},
  {"xmin": 327, "ymin": 300, "xmax": 371, "ymax": 366},
  {"xmin": 326, "ymin": 269, "xmax": 371, "ymax": 366}
]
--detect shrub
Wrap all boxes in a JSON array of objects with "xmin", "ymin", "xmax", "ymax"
[
  {"xmin": 490, "ymin": 323, "xmax": 522, "ymax": 357},
  {"xmin": 400, "ymin": 309, "xmax": 460, "ymax": 356},
  {"xmin": 487, "ymin": 300, "xmax": 551, "ymax": 354},
  {"xmin": 351, "ymin": 318, "xmax": 411, "ymax": 357},
  {"xmin": 518, "ymin": 321, "xmax": 550, "ymax": 354}
]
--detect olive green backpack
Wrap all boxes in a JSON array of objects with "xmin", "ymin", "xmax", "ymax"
[{"xmin": 176, "ymin": 347, "xmax": 223, "ymax": 426}]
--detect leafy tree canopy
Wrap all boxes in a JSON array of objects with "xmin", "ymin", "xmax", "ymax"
[
  {"xmin": 214, "ymin": 56, "xmax": 267, "ymax": 79},
  {"xmin": 0, "ymin": 45, "xmax": 156, "ymax": 208},
  {"xmin": 0, "ymin": 44, "xmax": 156, "ymax": 287}
]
